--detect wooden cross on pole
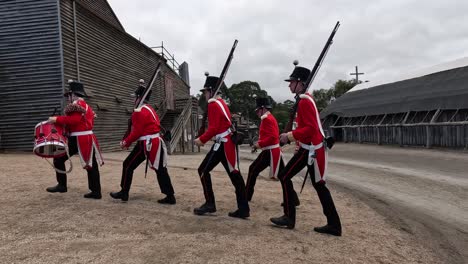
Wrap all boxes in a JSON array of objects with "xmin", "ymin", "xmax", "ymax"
[{"xmin": 350, "ymin": 66, "xmax": 364, "ymax": 83}]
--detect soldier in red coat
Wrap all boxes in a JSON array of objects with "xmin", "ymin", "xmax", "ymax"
[
  {"xmin": 193, "ymin": 74, "xmax": 250, "ymax": 218},
  {"xmin": 47, "ymin": 80, "xmax": 104, "ymax": 199},
  {"xmin": 246, "ymin": 97, "xmax": 299, "ymax": 206},
  {"xmin": 110, "ymin": 81, "xmax": 176, "ymax": 204},
  {"xmin": 270, "ymin": 63, "xmax": 342, "ymax": 236}
]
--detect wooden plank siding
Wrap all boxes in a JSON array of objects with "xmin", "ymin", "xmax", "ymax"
[
  {"xmin": 75, "ymin": 0, "xmax": 125, "ymax": 31},
  {"xmin": 0, "ymin": 0, "xmax": 191, "ymax": 152},
  {"xmin": 0, "ymin": 0, "xmax": 64, "ymax": 151},
  {"xmin": 325, "ymin": 110, "xmax": 468, "ymax": 149},
  {"xmin": 60, "ymin": 0, "xmax": 190, "ymax": 151}
]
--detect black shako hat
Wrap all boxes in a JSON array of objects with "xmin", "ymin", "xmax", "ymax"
[
  {"xmin": 255, "ymin": 97, "xmax": 272, "ymax": 110},
  {"xmin": 200, "ymin": 72, "xmax": 227, "ymax": 92},
  {"xmin": 64, "ymin": 80, "xmax": 88, "ymax": 97},
  {"xmin": 284, "ymin": 60, "xmax": 311, "ymax": 83}
]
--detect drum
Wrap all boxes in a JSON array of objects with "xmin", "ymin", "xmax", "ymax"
[{"xmin": 33, "ymin": 121, "xmax": 68, "ymax": 158}]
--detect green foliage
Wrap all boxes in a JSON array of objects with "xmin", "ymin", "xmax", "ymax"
[
  {"xmin": 272, "ymin": 79, "xmax": 356, "ymax": 129},
  {"xmin": 271, "ymin": 100, "xmax": 294, "ymax": 131},
  {"xmin": 195, "ymin": 78, "xmax": 357, "ymax": 130},
  {"xmin": 333, "ymin": 79, "xmax": 357, "ymax": 98},
  {"xmin": 312, "ymin": 79, "xmax": 357, "ymax": 112},
  {"xmin": 312, "ymin": 89, "xmax": 331, "ymax": 112},
  {"xmin": 226, "ymin": 81, "xmax": 273, "ymax": 122}
]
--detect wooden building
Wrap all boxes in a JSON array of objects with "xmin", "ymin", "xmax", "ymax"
[
  {"xmin": 0, "ymin": 0, "xmax": 198, "ymax": 152},
  {"xmin": 321, "ymin": 58, "xmax": 468, "ymax": 149}
]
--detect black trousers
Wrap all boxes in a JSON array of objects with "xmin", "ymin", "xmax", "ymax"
[
  {"xmin": 197, "ymin": 142, "xmax": 249, "ymax": 212},
  {"xmin": 53, "ymin": 136, "xmax": 101, "ymax": 193},
  {"xmin": 246, "ymin": 150, "xmax": 285, "ymax": 201},
  {"xmin": 120, "ymin": 141, "xmax": 174, "ymax": 195},
  {"xmin": 279, "ymin": 148, "xmax": 341, "ymax": 228}
]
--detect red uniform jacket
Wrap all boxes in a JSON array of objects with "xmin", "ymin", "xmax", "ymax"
[
  {"xmin": 123, "ymin": 104, "xmax": 161, "ymax": 147},
  {"xmin": 257, "ymin": 112, "xmax": 280, "ymax": 148},
  {"xmin": 56, "ymin": 98, "xmax": 94, "ymax": 133},
  {"xmin": 55, "ymin": 98, "xmax": 104, "ymax": 169},
  {"xmin": 289, "ymin": 93, "xmax": 328, "ymax": 182},
  {"xmin": 123, "ymin": 104, "xmax": 166, "ymax": 169},
  {"xmin": 291, "ymin": 93, "xmax": 324, "ymax": 146},
  {"xmin": 199, "ymin": 98, "xmax": 232, "ymax": 144},
  {"xmin": 199, "ymin": 97, "xmax": 238, "ymax": 172},
  {"xmin": 258, "ymin": 112, "xmax": 282, "ymax": 178}
]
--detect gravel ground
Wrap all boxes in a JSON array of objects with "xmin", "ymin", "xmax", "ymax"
[{"xmin": 0, "ymin": 146, "xmax": 441, "ymax": 263}]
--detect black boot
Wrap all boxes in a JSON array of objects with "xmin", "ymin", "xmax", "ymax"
[
  {"xmin": 247, "ymin": 193, "xmax": 253, "ymax": 202},
  {"xmin": 313, "ymin": 225, "xmax": 342, "ymax": 236},
  {"xmin": 46, "ymin": 184, "xmax": 67, "ymax": 193},
  {"xmin": 84, "ymin": 191, "xmax": 102, "ymax": 199},
  {"xmin": 280, "ymin": 196, "xmax": 300, "ymax": 207},
  {"xmin": 193, "ymin": 203, "xmax": 216, "ymax": 215},
  {"xmin": 158, "ymin": 195, "xmax": 176, "ymax": 205},
  {"xmin": 228, "ymin": 209, "xmax": 250, "ymax": 219},
  {"xmin": 110, "ymin": 190, "xmax": 129, "ymax": 201},
  {"xmin": 294, "ymin": 196, "xmax": 301, "ymax": 206},
  {"xmin": 270, "ymin": 215, "xmax": 295, "ymax": 229}
]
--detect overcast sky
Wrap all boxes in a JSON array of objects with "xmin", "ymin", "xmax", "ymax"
[{"xmin": 108, "ymin": 0, "xmax": 468, "ymax": 102}]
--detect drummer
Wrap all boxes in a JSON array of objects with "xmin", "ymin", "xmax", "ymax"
[{"xmin": 46, "ymin": 80, "xmax": 104, "ymax": 199}]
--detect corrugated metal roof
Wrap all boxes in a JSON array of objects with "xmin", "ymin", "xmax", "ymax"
[{"xmin": 322, "ymin": 63, "xmax": 468, "ymax": 118}]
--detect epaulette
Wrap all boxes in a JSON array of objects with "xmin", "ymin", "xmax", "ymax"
[{"xmin": 64, "ymin": 103, "xmax": 86, "ymax": 115}]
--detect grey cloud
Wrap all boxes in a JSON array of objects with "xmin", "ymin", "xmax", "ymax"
[{"xmin": 108, "ymin": 0, "xmax": 468, "ymax": 102}]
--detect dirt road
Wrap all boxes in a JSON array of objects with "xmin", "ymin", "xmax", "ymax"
[
  {"xmin": 241, "ymin": 143, "xmax": 468, "ymax": 264},
  {"xmin": 0, "ymin": 146, "xmax": 444, "ymax": 263},
  {"xmin": 329, "ymin": 143, "xmax": 468, "ymax": 264}
]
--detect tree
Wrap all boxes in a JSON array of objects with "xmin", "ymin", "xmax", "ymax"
[
  {"xmin": 333, "ymin": 79, "xmax": 356, "ymax": 98},
  {"xmin": 311, "ymin": 79, "xmax": 357, "ymax": 112},
  {"xmin": 312, "ymin": 89, "xmax": 330, "ymax": 112},
  {"xmin": 271, "ymin": 99, "xmax": 294, "ymax": 131},
  {"xmin": 272, "ymin": 79, "xmax": 357, "ymax": 129},
  {"xmin": 227, "ymin": 81, "xmax": 272, "ymax": 122},
  {"xmin": 196, "ymin": 80, "xmax": 274, "ymax": 124}
]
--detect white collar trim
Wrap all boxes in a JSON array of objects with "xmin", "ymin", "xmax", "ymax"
[
  {"xmin": 260, "ymin": 112, "xmax": 270, "ymax": 120},
  {"xmin": 134, "ymin": 104, "xmax": 147, "ymax": 112}
]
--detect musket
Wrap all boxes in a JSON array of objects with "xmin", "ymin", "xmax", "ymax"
[
  {"xmin": 287, "ymin": 22, "xmax": 340, "ymax": 193},
  {"xmin": 123, "ymin": 62, "xmax": 163, "ymax": 140},
  {"xmin": 136, "ymin": 61, "xmax": 162, "ymax": 109},
  {"xmin": 282, "ymin": 21, "xmax": 340, "ymax": 134},
  {"xmin": 197, "ymin": 39, "xmax": 238, "ymax": 137},
  {"xmin": 199, "ymin": 40, "xmax": 239, "ymax": 179}
]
